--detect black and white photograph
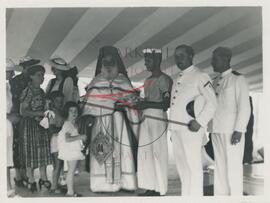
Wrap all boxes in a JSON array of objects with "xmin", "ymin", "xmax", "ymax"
[{"xmin": 2, "ymin": 0, "xmax": 269, "ymax": 201}]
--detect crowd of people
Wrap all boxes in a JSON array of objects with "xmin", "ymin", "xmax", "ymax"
[{"xmin": 6, "ymin": 45, "xmax": 251, "ymax": 197}]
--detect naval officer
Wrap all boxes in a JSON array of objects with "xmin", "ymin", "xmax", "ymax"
[
  {"xmin": 208, "ymin": 47, "xmax": 251, "ymax": 195},
  {"xmin": 170, "ymin": 44, "xmax": 217, "ymax": 196}
]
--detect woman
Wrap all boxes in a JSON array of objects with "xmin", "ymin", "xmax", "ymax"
[
  {"xmin": 10, "ymin": 56, "xmax": 40, "ymax": 188},
  {"xmin": 46, "ymin": 57, "xmax": 80, "ymax": 187},
  {"xmin": 19, "ymin": 65, "xmax": 52, "ymax": 192},
  {"xmin": 46, "ymin": 57, "xmax": 79, "ymax": 104},
  {"xmin": 81, "ymin": 46, "xmax": 140, "ymax": 192}
]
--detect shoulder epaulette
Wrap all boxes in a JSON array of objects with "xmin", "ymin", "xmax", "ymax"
[{"xmin": 232, "ymin": 71, "xmax": 242, "ymax": 76}]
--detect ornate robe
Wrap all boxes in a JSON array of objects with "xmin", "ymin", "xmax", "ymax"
[{"xmin": 82, "ymin": 73, "xmax": 139, "ymax": 192}]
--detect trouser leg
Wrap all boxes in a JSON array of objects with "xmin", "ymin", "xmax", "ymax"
[
  {"xmin": 152, "ymin": 135, "xmax": 168, "ymax": 195},
  {"xmin": 226, "ymin": 134, "xmax": 245, "ymax": 195},
  {"xmin": 171, "ymin": 130, "xmax": 203, "ymax": 196},
  {"xmin": 184, "ymin": 132, "xmax": 203, "ymax": 195},
  {"xmin": 212, "ymin": 133, "xmax": 230, "ymax": 195},
  {"xmin": 171, "ymin": 131, "xmax": 189, "ymax": 195}
]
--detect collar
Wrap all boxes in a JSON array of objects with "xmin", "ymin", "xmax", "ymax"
[
  {"xmin": 221, "ymin": 68, "xmax": 232, "ymax": 77},
  {"xmin": 182, "ymin": 65, "xmax": 195, "ymax": 74}
]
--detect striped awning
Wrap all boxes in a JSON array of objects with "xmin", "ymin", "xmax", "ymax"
[{"xmin": 6, "ymin": 7, "xmax": 262, "ymax": 92}]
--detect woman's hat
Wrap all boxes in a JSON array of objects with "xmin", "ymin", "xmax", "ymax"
[
  {"xmin": 19, "ymin": 56, "xmax": 40, "ymax": 68},
  {"xmin": 49, "ymin": 57, "xmax": 72, "ymax": 71},
  {"xmin": 6, "ymin": 58, "xmax": 23, "ymax": 71}
]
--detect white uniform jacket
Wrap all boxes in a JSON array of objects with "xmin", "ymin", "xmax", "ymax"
[
  {"xmin": 170, "ymin": 65, "xmax": 217, "ymax": 129},
  {"xmin": 208, "ymin": 68, "xmax": 251, "ymax": 134}
]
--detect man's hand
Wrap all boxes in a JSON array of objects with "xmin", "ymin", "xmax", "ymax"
[
  {"xmin": 188, "ymin": 119, "xmax": 201, "ymax": 132},
  {"xmin": 231, "ymin": 131, "xmax": 242, "ymax": 145},
  {"xmin": 114, "ymin": 102, "xmax": 125, "ymax": 111}
]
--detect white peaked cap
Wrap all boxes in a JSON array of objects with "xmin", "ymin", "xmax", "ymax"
[{"xmin": 142, "ymin": 48, "xmax": 162, "ymax": 54}]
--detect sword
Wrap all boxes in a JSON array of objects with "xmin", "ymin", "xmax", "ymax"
[{"xmin": 82, "ymin": 102, "xmax": 190, "ymax": 126}]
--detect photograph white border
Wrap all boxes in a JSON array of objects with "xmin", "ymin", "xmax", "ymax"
[{"xmin": 1, "ymin": 0, "xmax": 269, "ymax": 203}]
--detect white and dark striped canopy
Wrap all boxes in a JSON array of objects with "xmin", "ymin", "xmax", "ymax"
[{"xmin": 6, "ymin": 7, "xmax": 262, "ymax": 92}]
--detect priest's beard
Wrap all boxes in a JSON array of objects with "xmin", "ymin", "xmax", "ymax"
[{"xmin": 101, "ymin": 66, "xmax": 119, "ymax": 80}]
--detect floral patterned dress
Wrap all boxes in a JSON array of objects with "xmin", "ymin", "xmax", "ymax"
[{"xmin": 18, "ymin": 84, "xmax": 52, "ymax": 168}]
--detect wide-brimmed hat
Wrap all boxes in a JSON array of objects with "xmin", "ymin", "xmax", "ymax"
[
  {"xmin": 49, "ymin": 57, "xmax": 72, "ymax": 71},
  {"xmin": 19, "ymin": 56, "xmax": 40, "ymax": 68},
  {"xmin": 6, "ymin": 58, "xmax": 23, "ymax": 72}
]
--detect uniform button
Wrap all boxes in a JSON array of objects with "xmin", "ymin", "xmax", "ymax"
[
  {"xmin": 217, "ymin": 84, "xmax": 220, "ymax": 86},
  {"xmin": 172, "ymin": 103, "xmax": 174, "ymax": 105},
  {"xmin": 175, "ymin": 90, "xmax": 178, "ymax": 92},
  {"xmin": 216, "ymin": 93, "xmax": 219, "ymax": 96},
  {"xmin": 177, "ymin": 82, "xmax": 180, "ymax": 85},
  {"xmin": 173, "ymin": 96, "xmax": 176, "ymax": 99}
]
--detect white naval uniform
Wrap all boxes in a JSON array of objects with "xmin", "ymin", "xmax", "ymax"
[
  {"xmin": 208, "ymin": 68, "xmax": 251, "ymax": 195},
  {"xmin": 169, "ymin": 65, "xmax": 217, "ymax": 196}
]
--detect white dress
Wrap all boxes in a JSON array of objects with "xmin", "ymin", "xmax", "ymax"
[{"xmin": 58, "ymin": 121, "xmax": 85, "ymax": 161}]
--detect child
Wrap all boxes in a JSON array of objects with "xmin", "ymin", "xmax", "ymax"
[
  {"xmin": 47, "ymin": 91, "xmax": 65, "ymax": 193},
  {"xmin": 58, "ymin": 101, "xmax": 86, "ymax": 197}
]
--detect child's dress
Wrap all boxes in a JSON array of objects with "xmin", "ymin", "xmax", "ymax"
[{"xmin": 58, "ymin": 121, "xmax": 85, "ymax": 161}]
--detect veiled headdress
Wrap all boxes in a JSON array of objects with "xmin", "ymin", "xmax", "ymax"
[{"xmin": 95, "ymin": 46, "xmax": 128, "ymax": 77}]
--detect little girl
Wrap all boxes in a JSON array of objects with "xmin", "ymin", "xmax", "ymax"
[{"xmin": 58, "ymin": 101, "xmax": 86, "ymax": 197}]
